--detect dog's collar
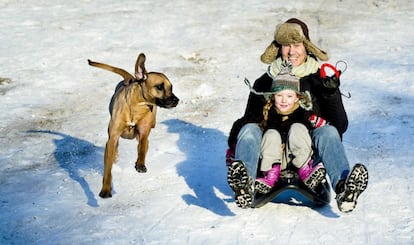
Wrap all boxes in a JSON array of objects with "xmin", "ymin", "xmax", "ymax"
[
  {"xmin": 124, "ymin": 78, "xmax": 144, "ymax": 85},
  {"xmin": 124, "ymin": 79, "xmax": 152, "ymax": 106},
  {"xmin": 135, "ymin": 78, "xmax": 145, "ymax": 84},
  {"xmin": 135, "ymin": 79, "xmax": 152, "ymax": 103}
]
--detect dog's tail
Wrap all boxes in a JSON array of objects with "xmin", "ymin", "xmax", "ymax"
[{"xmin": 88, "ymin": 59, "xmax": 135, "ymax": 84}]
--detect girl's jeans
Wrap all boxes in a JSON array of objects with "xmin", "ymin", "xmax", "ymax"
[{"xmin": 235, "ymin": 123, "xmax": 350, "ymax": 191}]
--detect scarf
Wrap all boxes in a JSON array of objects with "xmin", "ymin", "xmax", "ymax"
[
  {"xmin": 268, "ymin": 56, "xmax": 319, "ymax": 79},
  {"xmin": 276, "ymin": 102, "xmax": 300, "ymax": 118}
]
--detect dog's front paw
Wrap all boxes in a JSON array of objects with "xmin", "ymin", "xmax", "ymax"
[
  {"xmin": 135, "ymin": 164, "xmax": 147, "ymax": 173},
  {"xmin": 99, "ymin": 190, "xmax": 112, "ymax": 198}
]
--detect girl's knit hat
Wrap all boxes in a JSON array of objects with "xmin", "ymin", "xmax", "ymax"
[
  {"xmin": 269, "ymin": 64, "xmax": 313, "ymax": 110},
  {"xmin": 270, "ymin": 64, "xmax": 299, "ymax": 93},
  {"xmin": 261, "ymin": 18, "xmax": 329, "ymax": 64}
]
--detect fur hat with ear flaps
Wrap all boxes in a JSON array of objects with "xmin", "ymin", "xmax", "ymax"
[{"xmin": 260, "ymin": 18, "xmax": 329, "ymax": 64}]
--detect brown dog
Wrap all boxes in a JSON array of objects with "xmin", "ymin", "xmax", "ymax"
[{"xmin": 88, "ymin": 53, "xmax": 179, "ymax": 198}]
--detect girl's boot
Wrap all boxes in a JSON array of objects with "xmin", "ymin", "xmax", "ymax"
[
  {"xmin": 298, "ymin": 159, "xmax": 326, "ymax": 189},
  {"xmin": 255, "ymin": 164, "xmax": 281, "ymax": 194}
]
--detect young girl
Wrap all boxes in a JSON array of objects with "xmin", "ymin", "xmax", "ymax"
[{"xmin": 255, "ymin": 65, "xmax": 327, "ymax": 194}]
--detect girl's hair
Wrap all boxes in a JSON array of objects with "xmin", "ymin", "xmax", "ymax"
[{"xmin": 262, "ymin": 97, "xmax": 274, "ymax": 128}]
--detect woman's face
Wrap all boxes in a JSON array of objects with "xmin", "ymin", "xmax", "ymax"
[
  {"xmin": 274, "ymin": 89, "xmax": 299, "ymax": 113},
  {"xmin": 281, "ymin": 42, "xmax": 307, "ymax": 67}
]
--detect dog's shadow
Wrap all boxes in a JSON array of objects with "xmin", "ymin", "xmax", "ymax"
[
  {"xmin": 163, "ymin": 119, "xmax": 235, "ymax": 216},
  {"xmin": 27, "ymin": 130, "xmax": 103, "ymax": 207}
]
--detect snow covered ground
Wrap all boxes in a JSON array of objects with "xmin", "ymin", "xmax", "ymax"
[{"xmin": 1, "ymin": 0, "xmax": 413, "ymax": 244}]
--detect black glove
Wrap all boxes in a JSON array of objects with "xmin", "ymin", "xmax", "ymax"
[
  {"xmin": 318, "ymin": 63, "xmax": 342, "ymax": 97},
  {"xmin": 321, "ymin": 71, "xmax": 341, "ymax": 95}
]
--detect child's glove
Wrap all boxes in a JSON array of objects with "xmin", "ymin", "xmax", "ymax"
[
  {"xmin": 225, "ymin": 148, "xmax": 235, "ymax": 166},
  {"xmin": 309, "ymin": 114, "xmax": 327, "ymax": 128}
]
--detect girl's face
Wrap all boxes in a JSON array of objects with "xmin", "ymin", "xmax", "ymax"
[
  {"xmin": 281, "ymin": 42, "xmax": 307, "ymax": 67},
  {"xmin": 274, "ymin": 89, "xmax": 299, "ymax": 113}
]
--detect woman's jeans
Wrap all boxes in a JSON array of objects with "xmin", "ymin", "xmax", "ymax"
[{"xmin": 235, "ymin": 123, "xmax": 350, "ymax": 191}]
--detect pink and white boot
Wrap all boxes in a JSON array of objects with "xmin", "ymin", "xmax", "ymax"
[
  {"xmin": 298, "ymin": 159, "xmax": 326, "ymax": 189},
  {"xmin": 255, "ymin": 164, "xmax": 281, "ymax": 194}
]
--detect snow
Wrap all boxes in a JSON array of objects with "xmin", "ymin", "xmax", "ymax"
[{"xmin": 1, "ymin": 0, "xmax": 413, "ymax": 244}]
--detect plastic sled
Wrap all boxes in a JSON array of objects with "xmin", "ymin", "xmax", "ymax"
[{"xmin": 252, "ymin": 168, "xmax": 331, "ymax": 208}]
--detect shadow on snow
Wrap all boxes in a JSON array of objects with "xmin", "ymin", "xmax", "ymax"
[
  {"xmin": 163, "ymin": 119, "xmax": 236, "ymax": 216},
  {"xmin": 27, "ymin": 130, "xmax": 103, "ymax": 207}
]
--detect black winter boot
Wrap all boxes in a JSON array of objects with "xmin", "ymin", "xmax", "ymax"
[
  {"xmin": 335, "ymin": 163, "xmax": 368, "ymax": 213},
  {"xmin": 227, "ymin": 161, "xmax": 254, "ymax": 208}
]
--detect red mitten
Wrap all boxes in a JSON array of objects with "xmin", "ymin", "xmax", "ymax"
[
  {"xmin": 310, "ymin": 114, "xmax": 327, "ymax": 128},
  {"xmin": 225, "ymin": 148, "xmax": 235, "ymax": 166}
]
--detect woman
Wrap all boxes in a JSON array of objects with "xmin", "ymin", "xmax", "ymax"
[{"xmin": 226, "ymin": 18, "xmax": 368, "ymax": 213}]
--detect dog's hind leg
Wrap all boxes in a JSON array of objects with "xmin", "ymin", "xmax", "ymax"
[{"xmin": 100, "ymin": 135, "xmax": 120, "ymax": 198}]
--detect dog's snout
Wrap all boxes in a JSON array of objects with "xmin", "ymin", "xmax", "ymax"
[
  {"xmin": 171, "ymin": 94, "xmax": 179, "ymax": 106},
  {"xmin": 166, "ymin": 94, "xmax": 179, "ymax": 108},
  {"xmin": 156, "ymin": 94, "xmax": 179, "ymax": 108}
]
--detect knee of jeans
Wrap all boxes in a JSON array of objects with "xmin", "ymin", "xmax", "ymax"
[
  {"xmin": 312, "ymin": 125, "xmax": 340, "ymax": 143},
  {"xmin": 238, "ymin": 123, "xmax": 262, "ymax": 143}
]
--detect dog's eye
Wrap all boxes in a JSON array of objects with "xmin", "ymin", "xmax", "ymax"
[{"xmin": 156, "ymin": 84, "xmax": 164, "ymax": 91}]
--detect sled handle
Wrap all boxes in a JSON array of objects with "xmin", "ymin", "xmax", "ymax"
[{"xmin": 320, "ymin": 63, "xmax": 340, "ymax": 79}]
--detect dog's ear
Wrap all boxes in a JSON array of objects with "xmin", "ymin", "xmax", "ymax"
[{"xmin": 135, "ymin": 53, "xmax": 148, "ymax": 80}]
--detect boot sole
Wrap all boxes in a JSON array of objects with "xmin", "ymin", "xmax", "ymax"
[
  {"xmin": 303, "ymin": 167, "xmax": 326, "ymax": 189},
  {"xmin": 336, "ymin": 163, "xmax": 369, "ymax": 213},
  {"xmin": 255, "ymin": 181, "xmax": 272, "ymax": 194},
  {"xmin": 227, "ymin": 161, "xmax": 253, "ymax": 208}
]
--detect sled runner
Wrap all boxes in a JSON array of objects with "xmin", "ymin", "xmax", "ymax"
[{"xmin": 252, "ymin": 167, "xmax": 331, "ymax": 208}]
